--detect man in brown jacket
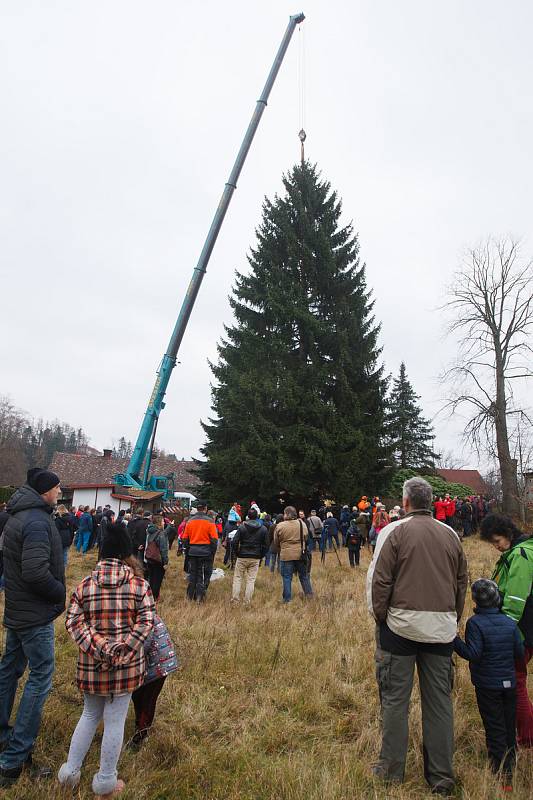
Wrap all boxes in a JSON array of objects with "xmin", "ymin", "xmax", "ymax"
[
  {"xmin": 366, "ymin": 477, "xmax": 468, "ymax": 795},
  {"xmin": 272, "ymin": 506, "xmax": 313, "ymax": 603}
]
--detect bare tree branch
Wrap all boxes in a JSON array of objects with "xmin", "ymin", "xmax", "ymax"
[{"xmin": 441, "ymin": 237, "xmax": 533, "ymax": 513}]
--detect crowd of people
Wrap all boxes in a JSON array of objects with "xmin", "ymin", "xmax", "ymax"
[{"xmin": 0, "ymin": 469, "xmax": 530, "ymax": 797}]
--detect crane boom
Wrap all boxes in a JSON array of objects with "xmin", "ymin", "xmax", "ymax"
[{"xmin": 115, "ymin": 12, "xmax": 305, "ymax": 496}]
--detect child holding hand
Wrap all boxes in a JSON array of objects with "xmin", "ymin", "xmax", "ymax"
[{"xmin": 454, "ymin": 578, "xmax": 524, "ymax": 790}]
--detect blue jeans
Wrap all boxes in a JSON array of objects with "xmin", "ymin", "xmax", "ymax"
[
  {"xmin": 280, "ymin": 560, "xmax": 313, "ymax": 602},
  {"xmin": 76, "ymin": 531, "xmax": 90, "ymax": 553},
  {"xmin": 264, "ymin": 550, "xmax": 280, "ymax": 572},
  {"xmin": 0, "ymin": 623, "xmax": 55, "ymax": 770},
  {"xmin": 63, "ymin": 548, "xmax": 69, "ymax": 567},
  {"xmin": 320, "ymin": 531, "xmax": 339, "ymax": 551}
]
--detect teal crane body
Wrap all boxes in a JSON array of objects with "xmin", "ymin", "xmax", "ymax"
[{"xmin": 114, "ymin": 13, "xmax": 305, "ymax": 499}]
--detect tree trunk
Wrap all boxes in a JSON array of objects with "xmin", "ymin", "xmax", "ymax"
[{"xmin": 494, "ymin": 347, "xmax": 519, "ymax": 515}]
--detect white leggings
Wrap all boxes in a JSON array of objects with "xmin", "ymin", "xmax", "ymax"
[{"xmin": 58, "ymin": 692, "xmax": 131, "ymax": 795}]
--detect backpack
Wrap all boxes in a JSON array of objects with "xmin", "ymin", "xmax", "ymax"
[{"xmin": 145, "ymin": 530, "xmax": 162, "ymax": 564}]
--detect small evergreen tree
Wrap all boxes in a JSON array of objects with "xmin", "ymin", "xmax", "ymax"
[
  {"xmin": 113, "ymin": 436, "xmax": 133, "ymax": 459},
  {"xmin": 384, "ymin": 363, "xmax": 439, "ymax": 470},
  {"xmin": 197, "ymin": 162, "xmax": 387, "ymax": 508}
]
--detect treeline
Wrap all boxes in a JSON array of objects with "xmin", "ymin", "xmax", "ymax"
[{"xmin": 0, "ymin": 396, "xmax": 89, "ymax": 486}]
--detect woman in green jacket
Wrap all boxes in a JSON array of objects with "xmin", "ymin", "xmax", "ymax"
[{"xmin": 480, "ymin": 514, "xmax": 533, "ymax": 747}]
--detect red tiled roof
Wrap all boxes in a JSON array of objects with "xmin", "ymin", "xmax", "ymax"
[
  {"xmin": 49, "ymin": 452, "xmax": 200, "ymax": 492},
  {"xmin": 436, "ymin": 469, "xmax": 488, "ymax": 494}
]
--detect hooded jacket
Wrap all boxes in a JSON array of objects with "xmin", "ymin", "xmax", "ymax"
[
  {"xmin": 2, "ymin": 484, "xmax": 66, "ymax": 630},
  {"xmin": 232, "ymin": 519, "xmax": 268, "ymax": 559},
  {"xmin": 491, "ymin": 535, "xmax": 533, "ymax": 645},
  {"xmin": 454, "ymin": 606, "xmax": 524, "ymax": 689},
  {"xmin": 66, "ymin": 559, "xmax": 155, "ymax": 695},
  {"xmin": 367, "ymin": 510, "xmax": 468, "ymax": 644}
]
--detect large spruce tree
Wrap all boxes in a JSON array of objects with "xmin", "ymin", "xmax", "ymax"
[
  {"xmin": 197, "ymin": 162, "xmax": 387, "ymax": 508},
  {"xmin": 384, "ymin": 362, "xmax": 439, "ymax": 470}
]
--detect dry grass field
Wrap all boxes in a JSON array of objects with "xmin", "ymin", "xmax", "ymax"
[{"xmin": 1, "ymin": 536, "xmax": 532, "ymax": 800}]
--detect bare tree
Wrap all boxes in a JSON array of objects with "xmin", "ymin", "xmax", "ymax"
[
  {"xmin": 443, "ymin": 238, "xmax": 533, "ymax": 515},
  {"xmin": 513, "ymin": 411, "xmax": 533, "ymax": 524},
  {"xmin": 436, "ymin": 449, "xmax": 466, "ymax": 470}
]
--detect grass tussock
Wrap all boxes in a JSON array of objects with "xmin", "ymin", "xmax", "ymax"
[{"xmin": 2, "ymin": 537, "xmax": 532, "ymax": 799}]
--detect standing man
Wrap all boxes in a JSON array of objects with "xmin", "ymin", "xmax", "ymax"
[
  {"xmin": 182, "ymin": 501, "xmax": 218, "ymax": 602},
  {"xmin": 0, "ymin": 468, "xmax": 66, "ymax": 788},
  {"xmin": 367, "ymin": 477, "xmax": 468, "ymax": 796},
  {"xmin": 231, "ymin": 509, "xmax": 268, "ymax": 604},
  {"xmin": 307, "ymin": 509, "xmax": 323, "ymax": 552}
]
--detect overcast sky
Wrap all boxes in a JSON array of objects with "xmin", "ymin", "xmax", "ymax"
[{"xmin": 2, "ymin": 1, "xmax": 532, "ymax": 470}]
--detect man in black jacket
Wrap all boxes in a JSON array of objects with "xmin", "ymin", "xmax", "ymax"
[
  {"xmin": 127, "ymin": 508, "xmax": 151, "ymax": 563},
  {"xmin": 231, "ymin": 509, "xmax": 268, "ymax": 603},
  {"xmin": 0, "ymin": 468, "xmax": 65, "ymax": 787}
]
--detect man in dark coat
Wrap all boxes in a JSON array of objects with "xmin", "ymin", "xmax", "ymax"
[
  {"xmin": 0, "ymin": 469, "xmax": 65, "ymax": 787},
  {"xmin": 127, "ymin": 509, "xmax": 151, "ymax": 563}
]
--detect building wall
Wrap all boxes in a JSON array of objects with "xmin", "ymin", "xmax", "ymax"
[{"xmin": 72, "ymin": 487, "xmax": 128, "ymax": 514}]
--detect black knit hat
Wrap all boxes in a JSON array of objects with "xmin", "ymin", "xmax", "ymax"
[
  {"xmin": 99, "ymin": 523, "xmax": 133, "ymax": 560},
  {"xmin": 471, "ymin": 578, "xmax": 501, "ymax": 609},
  {"xmin": 27, "ymin": 468, "xmax": 60, "ymax": 495}
]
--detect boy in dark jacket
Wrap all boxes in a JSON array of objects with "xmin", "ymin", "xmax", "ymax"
[{"xmin": 454, "ymin": 578, "xmax": 524, "ymax": 788}]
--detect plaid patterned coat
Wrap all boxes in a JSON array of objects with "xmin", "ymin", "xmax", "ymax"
[{"xmin": 65, "ymin": 559, "xmax": 155, "ymax": 695}]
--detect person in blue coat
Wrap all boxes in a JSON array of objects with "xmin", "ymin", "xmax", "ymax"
[
  {"xmin": 454, "ymin": 578, "xmax": 524, "ymax": 788},
  {"xmin": 76, "ymin": 506, "xmax": 93, "ymax": 554},
  {"xmin": 321, "ymin": 512, "xmax": 340, "ymax": 552}
]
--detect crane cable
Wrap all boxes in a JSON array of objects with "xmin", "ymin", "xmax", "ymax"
[{"xmin": 297, "ymin": 24, "xmax": 306, "ymax": 162}]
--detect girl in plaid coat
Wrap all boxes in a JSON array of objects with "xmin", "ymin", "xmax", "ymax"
[{"xmin": 58, "ymin": 524, "xmax": 155, "ymax": 799}]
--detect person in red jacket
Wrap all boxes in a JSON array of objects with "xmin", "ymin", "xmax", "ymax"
[
  {"xmin": 444, "ymin": 494, "xmax": 456, "ymax": 524},
  {"xmin": 433, "ymin": 496, "xmax": 447, "ymax": 522}
]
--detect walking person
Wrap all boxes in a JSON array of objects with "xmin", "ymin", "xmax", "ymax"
[
  {"xmin": 480, "ymin": 514, "xmax": 533, "ymax": 747},
  {"xmin": 231, "ymin": 509, "xmax": 268, "ymax": 604},
  {"xmin": 321, "ymin": 511, "xmax": 340, "ymax": 551},
  {"xmin": 97, "ymin": 508, "xmax": 115, "ymax": 558},
  {"xmin": 272, "ymin": 506, "xmax": 313, "ymax": 603},
  {"xmin": 307, "ymin": 509, "xmax": 323, "ymax": 553},
  {"xmin": 460, "ymin": 497, "xmax": 473, "ymax": 538},
  {"xmin": 0, "ymin": 469, "xmax": 65, "ymax": 788},
  {"xmin": 89, "ymin": 506, "xmax": 103, "ymax": 550},
  {"xmin": 454, "ymin": 579, "xmax": 524, "ymax": 791},
  {"xmin": 144, "ymin": 514, "xmax": 169, "ymax": 602},
  {"xmin": 340, "ymin": 505, "xmax": 351, "ymax": 545},
  {"xmin": 367, "ymin": 477, "xmax": 468, "ymax": 795},
  {"xmin": 369, "ymin": 506, "xmax": 390, "ymax": 553},
  {"xmin": 58, "ymin": 524, "xmax": 155, "ymax": 798},
  {"xmin": 76, "ymin": 506, "xmax": 93, "ymax": 554},
  {"xmin": 264, "ymin": 514, "xmax": 282, "ymax": 572},
  {"xmin": 181, "ymin": 501, "xmax": 218, "ymax": 602},
  {"xmin": 346, "ymin": 517, "xmax": 363, "ymax": 567},
  {"xmin": 55, "ymin": 503, "xmax": 75, "ymax": 567}
]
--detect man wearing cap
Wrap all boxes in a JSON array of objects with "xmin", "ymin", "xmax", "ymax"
[
  {"xmin": 0, "ymin": 468, "xmax": 65, "ymax": 787},
  {"xmin": 181, "ymin": 501, "xmax": 218, "ymax": 602}
]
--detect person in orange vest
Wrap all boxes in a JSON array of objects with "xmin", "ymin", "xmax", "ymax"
[
  {"xmin": 358, "ymin": 496, "xmax": 370, "ymax": 512},
  {"xmin": 181, "ymin": 501, "xmax": 218, "ymax": 602}
]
